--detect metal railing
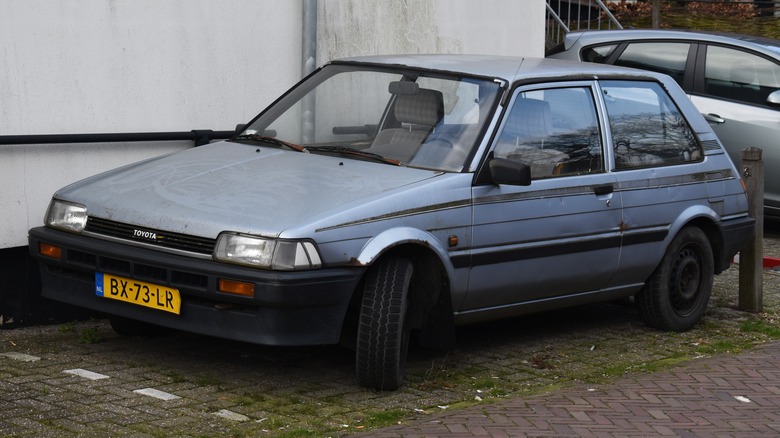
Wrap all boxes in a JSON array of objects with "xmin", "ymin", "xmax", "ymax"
[{"xmin": 546, "ymin": 0, "xmax": 623, "ymax": 49}]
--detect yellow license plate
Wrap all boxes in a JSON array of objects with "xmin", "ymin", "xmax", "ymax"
[{"xmin": 95, "ymin": 273, "xmax": 181, "ymax": 315}]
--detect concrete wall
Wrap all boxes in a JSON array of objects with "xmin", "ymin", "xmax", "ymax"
[
  {"xmin": 1, "ymin": 0, "xmax": 302, "ymax": 134},
  {"xmin": 1, "ymin": 0, "xmax": 304, "ymax": 249},
  {"xmin": 318, "ymin": 0, "xmax": 545, "ymax": 60}
]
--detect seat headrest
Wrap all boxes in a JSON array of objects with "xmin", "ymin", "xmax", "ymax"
[{"xmin": 394, "ymin": 89, "xmax": 444, "ymax": 126}]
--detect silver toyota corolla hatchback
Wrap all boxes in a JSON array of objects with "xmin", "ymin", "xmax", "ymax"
[
  {"xmin": 548, "ymin": 29, "xmax": 780, "ymax": 215},
  {"xmin": 30, "ymin": 55, "xmax": 754, "ymax": 390}
]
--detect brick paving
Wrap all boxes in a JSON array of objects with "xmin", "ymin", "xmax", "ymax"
[
  {"xmin": 362, "ymin": 340, "xmax": 780, "ymax": 437},
  {"xmin": 3, "ymin": 304, "xmax": 780, "ymax": 437}
]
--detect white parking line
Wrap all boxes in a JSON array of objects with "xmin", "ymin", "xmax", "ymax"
[
  {"xmin": 63, "ymin": 369, "xmax": 110, "ymax": 380},
  {"xmin": 0, "ymin": 352, "xmax": 41, "ymax": 362},
  {"xmin": 133, "ymin": 388, "xmax": 180, "ymax": 401},
  {"xmin": 213, "ymin": 409, "xmax": 250, "ymax": 422}
]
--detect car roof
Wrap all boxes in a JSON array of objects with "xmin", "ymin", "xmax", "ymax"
[
  {"xmin": 562, "ymin": 29, "xmax": 780, "ymax": 57},
  {"xmin": 332, "ymin": 54, "xmax": 665, "ymax": 85}
]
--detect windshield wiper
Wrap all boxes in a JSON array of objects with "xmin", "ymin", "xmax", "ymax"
[
  {"xmin": 306, "ymin": 146, "xmax": 403, "ymax": 166},
  {"xmin": 232, "ymin": 134, "xmax": 308, "ymax": 153}
]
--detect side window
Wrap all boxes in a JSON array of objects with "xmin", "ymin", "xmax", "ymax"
[
  {"xmin": 494, "ymin": 87, "xmax": 603, "ymax": 180},
  {"xmin": 704, "ymin": 45, "xmax": 780, "ymax": 107},
  {"xmin": 613, "ymin": 42, "xmax": 691, "ymax": 88},
  {"xmin": 601, "ymin": 80, "xmax": 702, "ymax": 170},
  {"xmin": 582, "ymin": 44, "xmax": 618, "ymax": 63}
]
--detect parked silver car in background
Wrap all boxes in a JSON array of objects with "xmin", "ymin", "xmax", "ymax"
[
  {"xmin": 548, "ymin": 29, "xmax": 780, "ymax": 215},
  {"xmin": 30, "ymin": 55, "xmax": 754, "ymax": 390}
]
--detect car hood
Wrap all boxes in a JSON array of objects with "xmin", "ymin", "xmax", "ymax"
[{"xmin": 55, "ymin": 141, "xmax": 441, "ymax": 238}]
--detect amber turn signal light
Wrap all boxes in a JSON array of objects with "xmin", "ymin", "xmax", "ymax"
[
  {"xmin": 218, "ymin": 279, "xmax": 255, "ymax": 298},
  {"xmin": 39, "ymin": 243, "xmax": 62, "ymax": 260}
]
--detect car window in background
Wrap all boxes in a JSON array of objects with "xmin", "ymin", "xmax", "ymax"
[
  {"xmin": 704, "ymin": 45, "xmax": 780, "ymax": 107},
  {"xmin": 613, "ymin": 42, "xmax": 691, "ymax": 87},
  {"xmin": 601, "ymin": 80, "xmax": 702, "ymax": 170},
  {"xmin": 494, "ymin": 86, "xmax": 603, "ymax": 179},
  {"xmin": 581, "ymin": 44, "xmax": 618, "ymax": 63}
]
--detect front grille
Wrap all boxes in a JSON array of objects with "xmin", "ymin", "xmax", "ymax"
[
  {"xmin": 85, "ymin": 217, "xmax": 216, "ymax": 255},
  {"xmin": 60, "ymin": 248, "xmax": 209, "ymax": 292}
]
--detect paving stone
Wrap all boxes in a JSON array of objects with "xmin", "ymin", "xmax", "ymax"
[
  {"xmin": 63, "ymin": 368, "xmax": 110, "ymax": 380},
  {"xmin": 0, "ymin": 352, "xmax": 41, "ymax": 362},
  {"xmin": 133, "ymin": 387, "xmax": 181, "ymax": 401},
  {"xmin": 213, "ymin": 408, "xmax": 251, "ymax": 422},
  {"xmin": 367, "ymin": 341, "xmax": 780, "ymax": 437}
]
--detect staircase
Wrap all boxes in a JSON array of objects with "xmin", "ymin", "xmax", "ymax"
[{"xmin": 546, "ymin": 0, "xmax": 623, "ymax": 50}]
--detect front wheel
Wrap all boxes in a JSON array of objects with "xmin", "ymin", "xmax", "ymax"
[
  {"xmin": 636, "ymin": 227, "xmax": 714, "ymax": 332},
  {"xmin": 355, "ymin": 256, "xmax": 413, "ymax": 391}
]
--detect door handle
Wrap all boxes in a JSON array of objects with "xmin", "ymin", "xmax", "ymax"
[
  {"xmin": 593, "ymin": 184, "xmax": 614, "ymax": 196},
  {"xmin": 703, "ymin": 113, "xmax": 726, "ymax": 124}
]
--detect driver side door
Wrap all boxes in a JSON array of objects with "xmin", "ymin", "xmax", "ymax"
[{"xmin": 461, "ymin": 82, "xmax": 623, "ymax": 316}]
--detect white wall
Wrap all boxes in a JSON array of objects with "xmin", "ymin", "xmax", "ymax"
[
  {"xmin": 1, "ymin": 0, "xmax": 303, "ymax": 248},
  {"xmin": 0, "ymin": 141, "xmax": 191, "ymax": 249},
  {"xmin": 1, "ymin": 0, "xmax": 545, "ymax": 249},
  {"xmin": 319, "ymin": 0, "xmax": 545, "ymax": 60},
  {"xmin": 0, "ymin": 0, "xmax": 302, "ymax": 134}
]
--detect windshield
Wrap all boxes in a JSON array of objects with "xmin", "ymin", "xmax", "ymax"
[{"xmin": 235, "ymin": 64, "xmax": 502, "ymax": 172}]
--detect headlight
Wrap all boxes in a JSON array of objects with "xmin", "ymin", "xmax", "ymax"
[
  {"xmin": 45, "ymin": 200, "xmax": 87, "ymax": 233},
  {"xmin": 214, "ymin": 233, "xmax": 322, "ymax": 270}
]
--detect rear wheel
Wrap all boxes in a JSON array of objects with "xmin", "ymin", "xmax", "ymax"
[
  {"xmin": 355, "ymin": 256, "xmax": 413, "ymax": 391},
  {"xmin": 636, "ymin": 227, "xmax": 714, "ymax": 332}
]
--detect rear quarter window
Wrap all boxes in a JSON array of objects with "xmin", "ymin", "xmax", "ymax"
[
  {"xmin": 601, "ymin": 80, "xmax": 702, "ymax": 170},
  {"xmin": 581, "ymin": 44, "xmax": 618, "ymax": 63}
]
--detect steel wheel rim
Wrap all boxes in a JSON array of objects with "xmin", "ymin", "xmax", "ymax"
[{"xmin": 669, "ymin": 246, "xmax": 702, "ymax": 316}]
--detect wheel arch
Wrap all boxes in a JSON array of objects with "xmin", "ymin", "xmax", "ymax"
[
  {"xmin": 685, "ymin": 216, "xmax": 726, "ymax": 274},
  {"xmin": 341, "ymin": 228, "xmax": 457, "ymax": 350},
  {"xmin": 667, "ymin": 206, "xmax": 726, "ymax": 274}
]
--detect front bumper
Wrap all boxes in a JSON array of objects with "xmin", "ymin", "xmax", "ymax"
[{"xmin": 29, "ymin": 226, "xmax": 364, "ymax": 346}]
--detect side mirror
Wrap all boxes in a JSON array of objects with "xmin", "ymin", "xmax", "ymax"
[
  {"xmin": 768, "ymin": 90, "xmax": 780, "ymax": 108},
  {"xmin": 489, "ymin": 158, "xmax": 532, "ymax": 186}
]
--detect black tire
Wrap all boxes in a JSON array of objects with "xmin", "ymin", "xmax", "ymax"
[
  {"xmin": 109, "ymin": 316, "xmax": 165, "ymax": 337},
  {"xmin": 355, "ymin": 257, "xmax": 413, "ymax": 391},
  {"xmin": 636, "ymin": 227, "xmax": 714, "ymax": 332}
]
